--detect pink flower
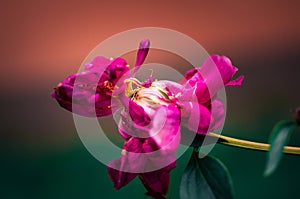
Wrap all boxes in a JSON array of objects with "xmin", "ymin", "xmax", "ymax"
[
  {"xmin": 52, "ymin": 56, "xmax": 129, "ymax": 117},
  {"xmin": 108, "ymin": 55, "xmax": 181, "ymax": 198},
  {"xmin": 52, "ymin": 39, "xmax": 244, "ymax": 198},
  {"xmin": 178, "ymin": 55, "xmax": 244, "ymax": 134}
]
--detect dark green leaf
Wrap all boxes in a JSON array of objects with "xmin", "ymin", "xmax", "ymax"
[
  {"xmin": 264, "ymin": 120, "xmax": 297, "ymax": 176},
  {"xmin": 180, "ymin": 151, "xmax": 234, "ymax": 199}
]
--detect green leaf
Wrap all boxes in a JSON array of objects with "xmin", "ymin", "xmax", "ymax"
[
  {"xmin": 180, "ymin": 151, "xmax": 234, "ymax": 199},
  {"xmin": 264, "ymin": 120, "xmax": 297, "ymax": 176}
]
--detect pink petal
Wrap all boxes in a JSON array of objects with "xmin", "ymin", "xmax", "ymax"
[
  {"xmin": 116, "ymin": 103, "xmax": 181, "ymax": 173},
  {"xmin": 210, "ymin": 55, "xmax": 236, "ymax": 84},
  {"xmin": 108, "ymin": 137, "xmax": 145, "ymax": 175},
  {"xmin": 153, "ymin": 80, "xmax": 184, "ymax": 95},
  {"xmin": 180, "ymin": 55, "xmax": 244, "ymax": 104},
  {"xmin": 134, "ymin": 39, "xmax": 150, "ymax": 74},
  {"xmin": 139, "ymin": 162, "xmax": 176, "ymax": 195},
  {"xmin": 52, "ymin": 72, "xmax": 115, "ymax": 117},
  {"xmin": 118, "ymin": 111, "xmax": 134, "ymax": 139},
  {"xmin": 187, "ymin": 102, "xmax": 212, "ymax": 134},
  {"xmin": 128, "ymin": 100, "xmax": 151, "ymax": 127},
  {"xmin": 181, "ymin": 99, "xmax": 225, "ymax": 134},
  {"xmin": 226, "ymin": 75, "xmax": 244, "ymax": 86},
  {"xmin": 85, "ymin": 56, "xmax": 129, "ymax": 84},
  {"xmin": 107, "ymin": 58, "xmax": 129, "ymax": 84},
  {"xmin": 209, "ymin": 98, "xmax": 225, "ymax": 131},
  {"xmin": 107, "ymin": 158, "xmax": 137, "ymax": 190},
  {"xmin": 178, "ymin": 68, "xmax": 197, "ymax": 85},
  {"xmin": 52, "ymin": 56, "xmax": 130, "ymax": 118},
  {"xmin": 149, "ymin": 104, "xmax": 181, "ymax": 153},
  {"xmin": 84, "ymin": 56, "xmax": 111, "ymax": 72}
]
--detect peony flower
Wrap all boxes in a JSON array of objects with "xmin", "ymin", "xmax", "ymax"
[{"xmin": 52, "ymin": 39, "xmax": 244, "ymax": 198}]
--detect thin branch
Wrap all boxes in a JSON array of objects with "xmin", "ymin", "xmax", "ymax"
[{"xmin": 209, "ymin": 133, "xmax": 300, "ymax": 155}]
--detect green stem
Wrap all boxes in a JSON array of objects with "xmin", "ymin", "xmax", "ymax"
[{"xmin": 209, "ymin": 132, "xmax": 300, "ymax": 155}]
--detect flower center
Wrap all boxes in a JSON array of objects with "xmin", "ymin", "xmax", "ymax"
[{"xmin": 125, "ymin": 78, "xmax": 170, "ymax": 108}]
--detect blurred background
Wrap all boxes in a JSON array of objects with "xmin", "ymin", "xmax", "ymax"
[{"xmin": 1, "ymin": 0, "xmax": 300, "ymax": 198}]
